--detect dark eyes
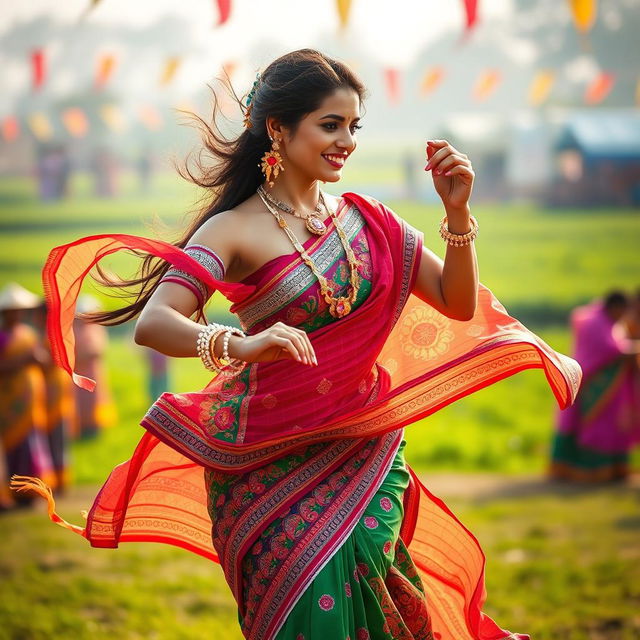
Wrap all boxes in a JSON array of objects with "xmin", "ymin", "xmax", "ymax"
[{"xmin": 322, "ymin": 122, "xmax": 362, "ymax": 133}]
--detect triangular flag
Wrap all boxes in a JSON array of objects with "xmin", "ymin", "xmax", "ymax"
[
  {"xmin": 96, "ymin": 54, "xmax": 116, "ymax": 89},
  {"xmin": 336, "ymin": 0, "xmax": 353, "ymax": 30},
  {"xmin": 215, "ymin": 0, "xmax": 232, "ymax": 26},
  {"xmin": 1, "ymin": 117, "xmax": 20, "ymax": 142},
  {"xmin": 138, "ymin": 105, "xmax": 163, "ymax": 131},
  {"xmin": 160, "ymin": 57, "xmax": 181, "ymax": 87},
  {"xmin": 462, "ymin": 0, "xmax": 479, "ymax": 37},
  {"xmin": 384, "ymin": 68, "xmax": 401, "ymax": 105},
  {"xmin": 420, "ymin": 67, "xmax": 444, "ymax": 96},
  {"xmin": 528, "ymin": 70, "xmax": 555, "ymax": 106},
  {"xmin": 585, "ymin": 72, "xmax": 614, "ymax": 104},
  {"xmin": 32, "ymin": 49, "xmax": 45, "ymax": 91},
  {"xmin": 99, "ymin": 104, "xmax": 127, "ymax": 133},
  {"xmin": 569, "ymin": 0, "xmax": 597, "ymax": 33},
  {"xmin": 472, "ymin": 69, "xmax": 501, "ymax": 101},
  {"xmin": 28, "ymin": 112, "xmax": 53, "ymax": 141},
  {"xmin": 62, "ymin": 108, "xmax": 89, "ymax": 138}
]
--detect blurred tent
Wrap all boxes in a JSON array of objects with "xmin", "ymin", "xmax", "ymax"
[{"xmin": 546, "ymin": 110, "xmax": 640, "ymax": 207}]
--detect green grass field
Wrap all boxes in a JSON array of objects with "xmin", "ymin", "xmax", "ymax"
[{"xmin": 1, "ymin": 172, "xmax": 639, "ymax": 639}]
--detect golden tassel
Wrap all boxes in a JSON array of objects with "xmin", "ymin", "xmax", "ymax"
[{"xmin": 10, "ymin": 475, "xmax": 87, "ymax": 538}]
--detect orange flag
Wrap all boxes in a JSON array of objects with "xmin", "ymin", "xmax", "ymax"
[
  {"xmin": 62, "ymin": 108, "xmax": 89, "ymax": 138},
  {"xmin": 384, "ymin": 68, "xmax": 401, "ymax": 105},
  {"xmin": 473, "ymin": 69, "xmax": 501, "ymax": 101},
  {"xmin": 420, "ymin": 67, "xmax": 444, "ymax": 96},
  {"xmin": 1, "ymin": 117, "xmax": 20, "ymax": 142},
  {"xmin": 528, "ymin": 70, "xmax": 555, "ymax": 106},
  {"xmin": 569, "ymin": 0, "xmax": 597, "ymax": 33},
  {"xmin": 160, "ymin": 57, "xmax": 181, "ymax": 86},
  {"xmin": 28, "ymin": 112, "xmax": 53, "ymax": 141},
  {"xmin": 95, "ymin": 54, "xmax": 116, "ymax": 89},
  {"xmin": 215, "ymin": 0, "xmax": 232, "ymax": 26},
  {"xmin": 585, "ymin": 72, "xmax": 614, "ymax": 104},
  {"xmin": 32, "ymin": 49, "xmax": 45, "ymax": 90},
  {"xmin": 336, "ymin": 0, "xmax": 353, "ymax": 30},
  {"xmin": 138, "ymin": 105, "xmax": 163, "ymax": 131}
]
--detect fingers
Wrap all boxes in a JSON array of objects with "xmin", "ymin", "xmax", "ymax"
[
  {"xmin": 271, "ymin": 323, "xmax": 317, "ymax": 366},
  {"xmin": 443, "ymin": 165, "xmax": 475, "ymax": 179},
  {"xmin": 425, "ymin": 141, "xmax": 472, "ymax": 175}
]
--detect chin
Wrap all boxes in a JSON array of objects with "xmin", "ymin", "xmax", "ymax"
[{"xmin": 322, "ymin": 172, "xmax": 342, "ymax": 183}]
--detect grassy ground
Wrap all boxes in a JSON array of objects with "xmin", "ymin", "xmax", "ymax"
[{"xmin": 0, "ymin": 478, "xmax": 638, "ymax": 639}]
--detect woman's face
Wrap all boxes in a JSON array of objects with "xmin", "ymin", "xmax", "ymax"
[{"xmin": 276, "ymin": 87, "xmax": 361, "ymax": 183}]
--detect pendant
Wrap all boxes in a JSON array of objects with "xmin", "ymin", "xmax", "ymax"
[
  {"xmin": 329, "ymin": 297, "xmax": 351, "ymax": 318},
  {"xmin": 305, "ymin": 215, "xmax": 326, "ymax": 235}
]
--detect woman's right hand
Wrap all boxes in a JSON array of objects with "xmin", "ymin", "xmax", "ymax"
[{"xmin": 230, "ymin": 321, "xmax": 317, "ymax": 366}]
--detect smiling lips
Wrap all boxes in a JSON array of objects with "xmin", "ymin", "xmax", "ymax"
[{"xmin": 322, "ymin": 153, "xmax": 347, "ymax": 168}]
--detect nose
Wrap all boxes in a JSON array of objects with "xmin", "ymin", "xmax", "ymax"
[{"xmin": 337, "ymin": 129, "xmax": 356, "ymax": 153}]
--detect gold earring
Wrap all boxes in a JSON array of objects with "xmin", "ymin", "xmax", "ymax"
[{"xmin": 259, "ymin": 137, "xmax": 285, "ymax": 187}]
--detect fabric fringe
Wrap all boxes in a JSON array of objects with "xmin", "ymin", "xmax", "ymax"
[{"xmin": 10, "ymin": 475, "xmax": 87, "ymax": 538}]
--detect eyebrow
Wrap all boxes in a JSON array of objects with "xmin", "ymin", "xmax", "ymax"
[{"xmin": 319, "ymin": 114, "xmax": 361, "ymax": 122}]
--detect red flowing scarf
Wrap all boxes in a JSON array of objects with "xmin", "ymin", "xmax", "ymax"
[{"xmin": 15, "ymin": 192, "xmax": 581, "ymax": 640}]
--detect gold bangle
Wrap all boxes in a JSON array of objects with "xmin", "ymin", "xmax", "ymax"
[{"xmin": 439, "ymin": 215, "xmax": 478, "ymax": 246}]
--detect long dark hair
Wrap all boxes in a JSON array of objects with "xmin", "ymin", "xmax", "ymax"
[{"xmin": 88, "ymin": 49, "xmax": 367, "ymax": 325}]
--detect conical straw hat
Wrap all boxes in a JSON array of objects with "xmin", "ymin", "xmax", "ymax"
[{"xmin": 0, "ymin": 282, "xmax": 41, "ymax": 311}]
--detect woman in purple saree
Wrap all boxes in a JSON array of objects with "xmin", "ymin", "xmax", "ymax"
[{"xmin": 13, "ymin": 50, "xmax": 580, "ymax": 640}]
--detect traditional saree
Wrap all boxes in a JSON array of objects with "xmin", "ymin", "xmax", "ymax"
[
  {"xmin": 14, "ymin": 192, "xmax": 581, "ymax": 640},
  {"xmin": 551, "ymin": 302, "xmax": 638, "ymax": 482}
]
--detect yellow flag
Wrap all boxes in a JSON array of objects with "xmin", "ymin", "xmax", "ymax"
[
  {"xmin": 28, "ymin": 112, "xmax": 53, "ymax": 141},
  {"xmin": 336, "ymin": 0, "xmax": 352, "ymax": 30},
  {"xmin": 160, "ymin": 57, "xmax": 181, "ymax": 86},
  {"xmin": 99, "ymin": 104, "xmax": 127, "ymax": 133},
  {"xmin": 528, "ymin": 70, "xmax": 555, "ymax": 106},
  {"xmin": 420, "ymin": 67, "xmax": 444, "ymax": 96},
  {"xmin": 569, "ymin": 0, "xmax": 597, "ymax": 33}
]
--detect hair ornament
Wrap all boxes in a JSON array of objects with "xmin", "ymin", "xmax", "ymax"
[{"xmin": 243, "ymin": 72, "xmax": 261, "ymax": 129}]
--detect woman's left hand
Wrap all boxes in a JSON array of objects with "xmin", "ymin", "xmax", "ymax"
[{"xmin": 424, "ymin": 140, "xmax": 475, "ymax": 211}]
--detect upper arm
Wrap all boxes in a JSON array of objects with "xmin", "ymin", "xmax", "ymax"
[
  {"xmin": 139, "ymin": 210, "xmax": 240, "ymax": 321},
  {"xmin": 412, "ymin": 245, "xmax": 448, "ymax": 315}
]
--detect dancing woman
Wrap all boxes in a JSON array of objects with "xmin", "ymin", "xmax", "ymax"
[{"xmin": 13, "ymin": 50, "xmax": 580, "ymax": 640}]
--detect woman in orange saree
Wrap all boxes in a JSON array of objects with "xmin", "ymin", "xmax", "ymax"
[{"xmin": 13, "ymin": 50, "xmax": 580, "ymax": 639}]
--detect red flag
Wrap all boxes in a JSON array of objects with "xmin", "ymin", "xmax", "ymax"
[
  {"xmin": 585, "ymin": 72, "xmax": 614, "ymax": 104},
  {"xmin": 1, "ymin": 117, "xmax": 20, "ymax": 142},
  {"xmin": 384, "ymin": 68, "xmax": 401, "ymax": 105},
  {"xmin": 462, "ymin": 0, "xmax": 479, "ymax": 36},
  {"xmin": 32, "ymin": 49, "xmax": 45, "ymax": 90},
  {"xmin": 215, "ymin": 0, "xmax": 232, "ymax": 26}
]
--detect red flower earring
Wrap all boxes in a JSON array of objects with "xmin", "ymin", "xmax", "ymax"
[{"xmin": 260, "ymin": 137, "xmax": 284, "ymax": 187}]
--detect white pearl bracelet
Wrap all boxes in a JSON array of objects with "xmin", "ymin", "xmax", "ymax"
[{"xmin": 196, "ymin": 323, "xmax": 246, "ymax": 373}]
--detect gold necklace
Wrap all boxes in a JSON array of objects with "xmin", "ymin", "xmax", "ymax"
[
  {"xmin": 257, "ymin": 185, "xmax": 327, "ymax": 236},
  {"xmin": 257, "ymin": 191, "xmax": 361, "ymax": 318}
]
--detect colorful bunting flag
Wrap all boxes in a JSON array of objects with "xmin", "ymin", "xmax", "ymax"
[
  {"xmin": 62, "ymin": 108, "xmax": 89, "ymax": 138},
  {"xmin": 473, "ymin": 69, "xmax": 501, "ymax": 101},
  {"xmin": 215, "ymin": 0, "xmax": 232, "ymax": 26},
  {"xmin": 28, "ymin": 112, "xmax": 53, "ymax": 141},
  {"xmin": 384, "ymin": 68, "xmax": 401, "ymax": 105},
  {"xmin": 160, "ymin": 57, "xmax": 181, "ymax": 86},
  {"xmin": 569, "ymin": 0, "xmax": 597, "ymax": 34},
  {"xmin": 336, "ymin": 0, "xmax": 353, "ymax": 30},
  {"xmin": 95, "ymin": 54, "xmax": 116, "ymax": 89},
  {"xmin": 32, "ymin": 49, "xmax": 45, "ymax": 91},
  {"xmin": 1, "ymin": 117, "xmax": 20, "ymax": 142},
  {"xmin": 138, "ymin": 105, "xmax": 163, "ymax": 131},
  {"xmin": 420, "ymin": 67, "xmax": 444, "ymax": 96},
  {"xmin": 585, "ymin": 72, "xmax": 615, "ymax": 104},
  {"xmin": 528, "ymin": 70, "xmax": 555, "ymax": 106},
  {"xmin": 462, "ymin": 0, "xmax": 479, "ymax": 36},
  {"xmin": 99, "ymin": 104, "xmax": 127, "ymax": 133}
]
